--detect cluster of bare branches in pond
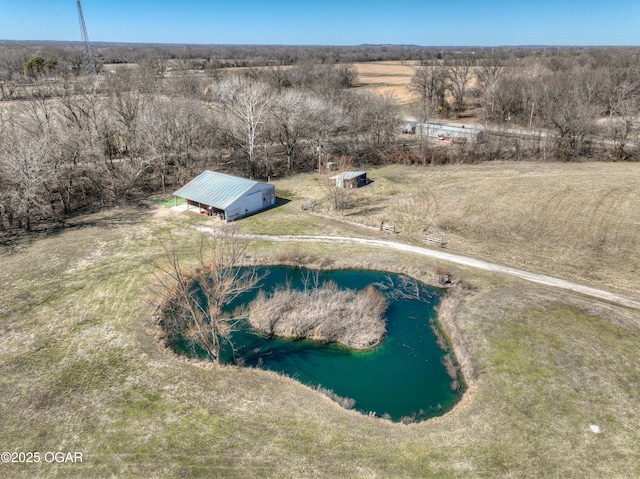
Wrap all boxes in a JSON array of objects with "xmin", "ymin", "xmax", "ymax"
[{"xmin": 248, "ymin": 271, "xmax": 388, "ymax": 350}]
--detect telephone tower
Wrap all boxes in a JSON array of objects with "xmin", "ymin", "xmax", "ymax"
[{"xmin": 77, "ymin": 0, "xmax": 97, "ymax": 76}]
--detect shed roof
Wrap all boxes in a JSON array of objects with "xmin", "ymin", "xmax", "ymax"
[
  {"xmin": 173, "ymin": 171, "xmax": 269, "ymax": 210},
  {"xmin": 329, "ymin": 171, "xmax": 367, "ymax": 180},
  {"xmin": 436, "ymin": 125, "xmax": 482, "ymax": 133}
]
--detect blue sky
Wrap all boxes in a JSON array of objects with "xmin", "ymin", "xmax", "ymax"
[{"xmin": 1, "ymin": 0, "xmax": 639, "ymax": 46}]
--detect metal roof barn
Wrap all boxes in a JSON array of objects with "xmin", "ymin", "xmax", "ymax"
[{"xmin": 173, "ymin": 171, "xmax": 275, "ymax": 222}]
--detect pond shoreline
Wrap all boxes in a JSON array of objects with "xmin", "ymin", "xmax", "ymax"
[
  {"xmin": 153, "ymin": 255, "xmax": 477, "ymax": 423},
  {"xmin": 242, "ymin": 257, "xmax": 478, "ymax": 421}
]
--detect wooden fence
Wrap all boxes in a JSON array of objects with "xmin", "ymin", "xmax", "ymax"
[
  {"xmin": 424, "ymin": 235, "xmax": 444, "ymax": 247},
  {"xmin": 380, "ymin": 223, "xmax": 397, "ymax": 234}
]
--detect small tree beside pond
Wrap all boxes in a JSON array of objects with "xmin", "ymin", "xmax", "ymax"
[{"xmin": 150, "ymin": 232, "xmax": 262, "ymax": 364}]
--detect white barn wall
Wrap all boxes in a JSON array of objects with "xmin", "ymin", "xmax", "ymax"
[{"xmin": 226, "ymin": 184, "xmax": 275, "ymax": 221}]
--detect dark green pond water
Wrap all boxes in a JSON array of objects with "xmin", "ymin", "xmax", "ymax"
[{"xmin": 178, "ymin": 266, "xmax": 462, "ymax": 422}]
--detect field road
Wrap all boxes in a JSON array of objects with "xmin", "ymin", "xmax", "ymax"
[{"xmin": 197, "ymin": 227, "xmax": 640, "ymax": 311}]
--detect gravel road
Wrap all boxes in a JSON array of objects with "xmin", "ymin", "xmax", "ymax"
[{"xmin": 212, "ymin": 229, "xmax": 640, "ymax": 311}]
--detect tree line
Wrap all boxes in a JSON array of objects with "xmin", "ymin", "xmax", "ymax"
[
  {"xmin": 4, "ymin": 41, "xmax": 637, "ymax": 82},
  {"xmin": 0, "ymin": 54, "xmax": 399, "ymax": 233},
  {"xmin": 411, "ymin": 48, "xmax": 640, "ymax": 161},
  {"xmin": 1, "ymin": 44, "xmax": 639, "ymax": 233}
]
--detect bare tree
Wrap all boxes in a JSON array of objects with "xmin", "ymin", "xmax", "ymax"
[
  {"xmin": 475, "ymin": 58, "xmax": 505, "ymax": 96},
  {"xmin": 539, "ymin": 69, "xmax": 599, "ymax": 160},
  {"xmin": 138, "ymin": 99, "xmax": 175, "ymax": 194},
  {"xmin": 57, "ymin": 80, "xmax": 102, "ymax": 142},
  {"xmin": 606, "ymin": 94, "xmax": 638, "ymax": 161},
  {"xmin": 270, "ymin": 90, "xmax": 310, "ymax": 172},
  {"xmin": 139, "ymin": 97, "xmax": 210, "ymax": 193},
  {"xmin": 410, "ymin": 65, "xmax": 447, "ymax": 113},
  {"xmin": 151, "ymin": 232, "xmax": 263, "ymax": 364},
  {"xmin": 597, "ymin": 68, "xmax": 640, "ymax": 160},
  {"xmin": 106, "ymin": 70, "xmax": 148, "ymax": 157},
  {"xmin": 18, "ymin": 83, "xmax": 56, "ymax": 137},
  {"xmin": 86, "ymin": 71, "xmax": 156, "ymax": 203},
  {"xmin": 345, "ymin": 91, "xmax": 399, "ymax": 149},
  {"xmin": 476, "ymin": 58, "xmax": 507, "ymax": 120},
  {"xmin": 326, "ymin": 155, "xmax": 353, "ymax": 215},
  {"xmin": 0, "ymin": 132, "xmax": 54, "ymax": 231},
  {"xmin": 285, "ymin": 61, "xmax": 356, "ymax": 99},
  {"xmin": 212, "ymin": 75, "xmax": 272, "ymax": 178},
  {"xmin": 270, "ymin": 90, "xmax": 343, "ymax": 171},
  {"xmin": 444, "ymin": 57, "xmax": 475, "ymax": 118},
  {"xmin": 483, "ymin": 68, "xmax": 529, "ymax": 123}
]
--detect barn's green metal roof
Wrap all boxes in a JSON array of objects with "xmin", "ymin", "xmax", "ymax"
[{"xmin": 173, "ymin": 171, "xmax": 268, "ymax": 210}]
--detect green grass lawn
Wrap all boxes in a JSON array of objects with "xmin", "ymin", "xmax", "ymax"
[
  {"xmin": 145, "ymin": 195, "xmax": 186, "ymax": 208},
  {"xmin": 1, "ymin": 197, "xmax": 639, "ymax": 478}
]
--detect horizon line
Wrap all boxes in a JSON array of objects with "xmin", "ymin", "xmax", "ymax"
[{"xmin": 1, "ymin": 39, "xmax": 639, "ymax": 49}]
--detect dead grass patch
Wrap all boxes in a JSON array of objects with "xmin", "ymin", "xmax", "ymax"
[{"xmin": 248, "ymin": 280, "xmax": 387, "ymax": 350}]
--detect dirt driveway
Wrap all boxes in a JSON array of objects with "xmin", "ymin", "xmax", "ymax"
[{"xmin": 196, "ymin": 227, "xmax": 640, "ymax": 312}]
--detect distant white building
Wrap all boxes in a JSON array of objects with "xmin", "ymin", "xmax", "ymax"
[
  {"xmin": 403, "ymin": 121, "xmax": 418, "ymax": 134},
  {"xmin": 404, "ymin": 121, "xmax": 485, "ymax": 144}
]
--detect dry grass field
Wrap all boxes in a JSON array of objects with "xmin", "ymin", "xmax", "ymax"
[
  {"xmin": 272, "ymin": 162, "xmax": 640, "ymax": 296},
  {"xmin": 352, "ymin": 61, "xmax": 419, "ymax": 103},
  {"xmin": 214, "ymin": 60, "xmax": 420, "ymax": 103},
  {"xmin": 351, "ymin": 61, "xmax": 481, "ymax": 109},
  {"xmin": 1, "ymin": 162, "xmax": 640, "ymax": 478}
]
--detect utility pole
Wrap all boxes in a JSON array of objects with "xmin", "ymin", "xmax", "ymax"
[
  {"xmin": 529, "ymin": 102, "xmax": 535, "ymax": 128},
  {"xmin": 316, "ymin": 142, "xmax": 323, "ymax": 186},
  {"xmin": 77, "ymin": 0, "xmax": 97, "ymax": 77}
]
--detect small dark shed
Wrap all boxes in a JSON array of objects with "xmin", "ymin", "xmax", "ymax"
[{"xmin": 329, "ymin": 171, "xmax": 368, "ymax": 188}]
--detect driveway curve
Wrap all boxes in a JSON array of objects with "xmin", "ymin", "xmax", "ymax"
[{"xmin": 217, "ymin": 230, "xmax": 640, "ymax": 311}]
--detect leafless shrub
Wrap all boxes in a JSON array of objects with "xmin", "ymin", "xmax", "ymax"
[
  {"xmin": 455, "ymin": 279, "xmax": 476, "ymax": 292},
  {"xmin": 248, "ymin": 280, "xmax": 387, "ymax": 350},
  {"xmin": 434, "ymin": 290, "xmax": 475, "ymax": 386},
  {"xmin": 430, "ymin": 319, "xmax": 449, "ymax": 352},
  {"xmin": 434, "ymin": 266, "xmax": 453, "ymax": 285},
  {"xmin": 317, "ymin": 256, "xmax": 335, "ymax": 268},
  {"xmin": 442, "ymin": 354, "xmax": 461, "ymax": 391},
  {"xmin": 315, "ymin": 385, "xmax": 356, "ymax": 409},
  {"xmin": 401, "ymin": 414, "xmax": 417, "ymax": 425},
  {"xmin": 301, "ymin": 198, "xmax": 317, "ymax": 211},
  {"xmin": 275, "ymin": 244, "xmax": 316, "ymax": 268}
]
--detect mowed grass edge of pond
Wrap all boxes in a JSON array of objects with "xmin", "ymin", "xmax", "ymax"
[{"xmin": 0, "ymin": 198, "xmax": 639, "ymax": 477}]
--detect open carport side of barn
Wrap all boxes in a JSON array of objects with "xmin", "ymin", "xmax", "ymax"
[{"xmin": 173, "ymin": 171, "xmax": 275, "ymax": 222}]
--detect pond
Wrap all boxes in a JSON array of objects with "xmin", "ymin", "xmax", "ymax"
[{"xmin": 177, "ymin": 266, "xmax": 463, "ymax": 422}]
